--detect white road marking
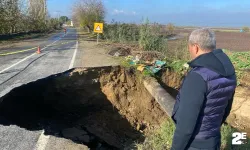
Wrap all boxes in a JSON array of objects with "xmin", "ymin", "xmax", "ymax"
[
  {"xmin": 34, "ymin": 130, "xmax": 50, "ymax": 150},
  {"xmin": 0, "ymin": 39, "xmax": 60, "ymax": 74},
  {"xmin": 69, "ymin": 41, "xmax": 78, "ymax": 69}
]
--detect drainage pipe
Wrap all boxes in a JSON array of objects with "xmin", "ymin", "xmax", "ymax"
[{"xmin": 143, "ymin": 78, "xmax": 176, "ymax": 117}]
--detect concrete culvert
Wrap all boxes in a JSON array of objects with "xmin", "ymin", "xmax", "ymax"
[{"xmin": 0, "ymin": 66, "xmax": 168, "ymax": 149}]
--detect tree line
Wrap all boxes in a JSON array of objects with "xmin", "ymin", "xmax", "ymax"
[
  {"xmin": 72, "ymin": 0, "xmax": 105, "ymax": 32},
  {"xmin": 0, "ymin": 0, "xmax": 66, "ymax": 35}
]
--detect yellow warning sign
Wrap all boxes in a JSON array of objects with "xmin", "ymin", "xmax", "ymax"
[{"xmin": 94, "ymin": 23, "xmax": 103, "ymax": 33}]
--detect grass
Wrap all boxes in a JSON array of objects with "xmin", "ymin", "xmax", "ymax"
[
  {"xmin": 223, "ymin": 49, "xmax": 250, "ymax": 85},
  {"xmin": 225, "ymin": 50, "xmax": 250, "ymax": 70},
  {"xmin": 136, "ymin": 119, "xmax": 250, "ymax": 150},
  {"xmin": 164, "ymin": 59, "xmax": 189, "ymax": 73},
  {"xmin": 136, "ymin": 119, "xmax": 175, "ymax": 150}
]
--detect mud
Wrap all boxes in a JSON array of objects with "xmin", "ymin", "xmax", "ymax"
[{"xmin": 0, "ymin": 66, "xmax": 167, "ymax": 149}]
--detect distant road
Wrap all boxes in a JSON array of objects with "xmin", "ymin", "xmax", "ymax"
[{"xmin": 0, "ymin": 28, "xmax": 88, "ymax": 150}]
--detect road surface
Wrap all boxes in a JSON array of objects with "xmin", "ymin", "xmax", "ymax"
[{"xmin": 0, "ymin": 28, "xmax": 88, "ymax": 150}]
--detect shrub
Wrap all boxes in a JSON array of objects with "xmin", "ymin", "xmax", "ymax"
[
  {"xmin": 139, "ymin": 19, "xmax": 167, "ymax": 53},
  {"xmin": 103, "ymin": 22, "xmax": 140, "ymax": 43},
  {"xmin": 242, "ymin": 26, "xmax": 249, "ymax": 32},
  {"xmin": 166, "ymin": 23, "xmax": 175, "ymax": 35}
]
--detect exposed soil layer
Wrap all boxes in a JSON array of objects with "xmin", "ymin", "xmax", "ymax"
[{"xmin": 0, "ymin": 66, "xmax": 167, "ymax": 149}]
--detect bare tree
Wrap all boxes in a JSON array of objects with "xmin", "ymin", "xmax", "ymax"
[{"xmin": 72, "ymin": 0, "xmax": 105, "ymax": 32}]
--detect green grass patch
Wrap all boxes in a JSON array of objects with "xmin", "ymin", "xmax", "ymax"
[
  {"xmin": 136, "ymin": 119, "xmax": 175, "ymax": 150},
  {"xmin": 223, "ymin": 49, "xmax": 250, "ymax": 70},
  {"xmin": 221, "ymin": 124, "xmax": 250, "ymax": 150},
  {"xmin": 120, "ymin": 58, "xmax": 133, "ymax": 68},
  {"xmin": 223, "ymin": 49, "xmax": 250, "ymax": 85},
  {"xmin": 164, "ymin": 59, "xmax": 188, "ymax": 73}
]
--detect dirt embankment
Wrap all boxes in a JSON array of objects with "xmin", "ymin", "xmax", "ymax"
[{"xmin": 0, "ymin": 66, "xmax": 167, "ymax": 149}]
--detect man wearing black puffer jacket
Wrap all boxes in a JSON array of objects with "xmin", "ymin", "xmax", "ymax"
[{"xmin": 171, "ymin": 28, "xmax": 237, "ymax": 150}]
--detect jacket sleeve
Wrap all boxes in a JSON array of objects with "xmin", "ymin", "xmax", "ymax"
[
  {"xmin": 221, "ymin": 91, "xmax": 235, "ymax": 125},
  {"xmin": 171, "ymin": 72, "xmax": 207, "ymax": 150}
]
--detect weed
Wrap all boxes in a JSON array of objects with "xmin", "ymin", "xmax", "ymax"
[
  {"xmin": 167, "ymin": 39, "xmax": 190, "ymax": 61},
  {"xmin": 136, "ymin": 119, "xmax": 175, "ymax": 150},
  {"xmin": 120, "ymin": 58, "xmax": 132, "ymax": 68},
  {"xmin": 139, "ymin": 19, "xmax": 167, "ymax": 53},
  {"xmin": 224, "ymin": 49, "xmax": 250, "ymax": 84},
  {"xmin": 221, "ymin": 124, "xmax": 250, "ymax": 150},
  {"xmin": 164, "ymin": 59, "xmax": 189, "ymax": 74}
]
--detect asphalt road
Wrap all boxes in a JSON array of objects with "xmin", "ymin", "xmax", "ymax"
[
  {"xmin": 0, "ymin": 28, "xmax": 88, "ymax": 150},
  {"xmin": 0, "ymin": 28, "xmax": 79, "ymax": 96}
]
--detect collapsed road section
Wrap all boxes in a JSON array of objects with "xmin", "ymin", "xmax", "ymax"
[{"xmin": 0, "ymin": 66, "xmax": 169, "ymax": 149}]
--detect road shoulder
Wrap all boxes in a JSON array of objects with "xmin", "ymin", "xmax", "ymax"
[{"xmin": 77, "ymin": 34, "xmax": 119, "ymax": 67}]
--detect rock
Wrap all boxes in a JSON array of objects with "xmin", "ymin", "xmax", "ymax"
[
  {"xmin": 120, "ymin": 73, "xmax": 126, "ymax": 83},
  {"xmin": 62, "ymin": 128, "xmax": 87, "ymax": 139},
  {"xmin": 136, "ymin": 123, "xmax": 140, "ymax": 131},
  {"xmin": 114, "ymin": 52, "xmax": 120, "ymax": 57},
  {"xmin": 78, "ymin": 135, "xmax": 90, "ymax": 143}
]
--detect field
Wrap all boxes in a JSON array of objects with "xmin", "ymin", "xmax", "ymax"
[
  {"xmin": 171, "ymin": 28, "xmax": 250, "ymax": 52},
  {"xmin": 168, "ymin": 29, "xmax": 250, "ymax": 52},
  {"xmin": 216, "ymin": 32, "xmax": 250, "ymax": 51}
]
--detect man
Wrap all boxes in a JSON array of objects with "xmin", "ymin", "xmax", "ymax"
[{"xmin": 171, "ymin": 28, "xmax": 237, "ymax": 150}]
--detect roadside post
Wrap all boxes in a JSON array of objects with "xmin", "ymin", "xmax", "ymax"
[{"xmin": 94, "ymin": 23, "xmax": 104, "ymax": 44}]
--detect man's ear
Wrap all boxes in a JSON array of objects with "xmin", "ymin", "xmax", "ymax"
[{"xmin": 194, "ymin": 44, "xmax": 199, "ymax": 54}]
